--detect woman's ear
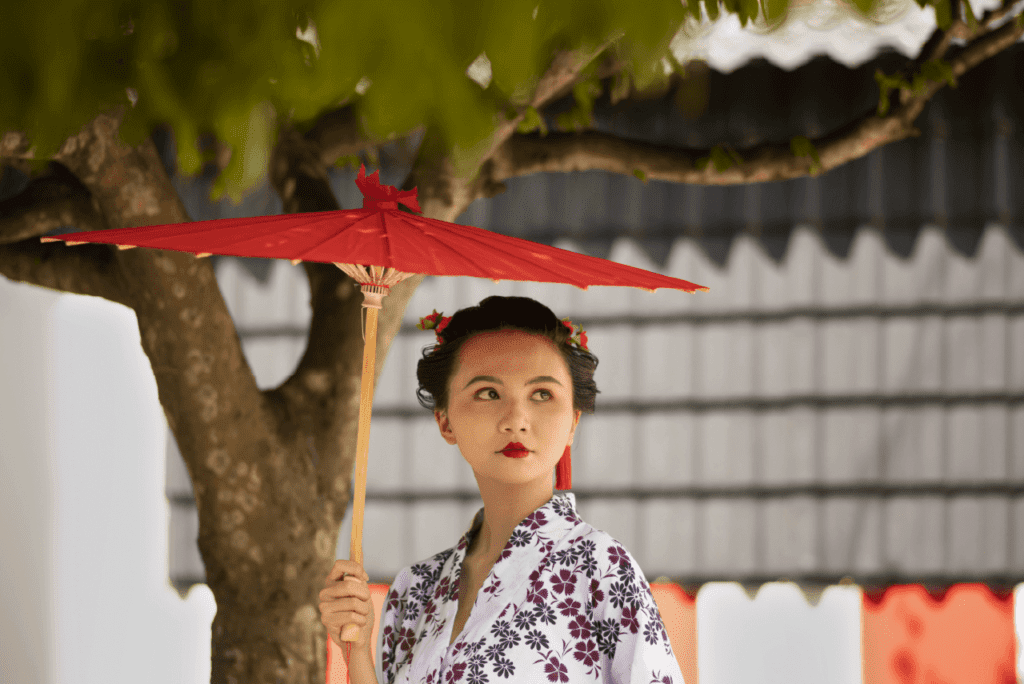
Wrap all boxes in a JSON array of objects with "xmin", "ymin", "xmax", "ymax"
[
  {"xmin": 569, "ymin": 409, "xmax": 581, "ymax": 443},
  {"xmin": 435, "ymin": 409, "xmax": 457, "ymax": 445}
]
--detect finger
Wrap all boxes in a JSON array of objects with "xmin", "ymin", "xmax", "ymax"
[
  {"xmin": 328, "ymin": 611, "xmax": 368, "ymax": 626},
  {"xmin": 326, "ymin": 576, "xmax": 370, "ymax": 598},
  {"xmin": 319, "ymin": 596, "xmax": 364, "ymax": 613},
  {"xmin": 330, "ymin": 560, "xmax": 370, "ymax": 581},
  {"xmin": 322, "ymin": 597, "xmax": 370, "ymax": 615},
  {"xmin": 322, "ymin": 581, "xmax": 371, "ymax": 602},
  {"xmin": 342, "ymin": 576, "xmax": 372, "ymax": 597}
]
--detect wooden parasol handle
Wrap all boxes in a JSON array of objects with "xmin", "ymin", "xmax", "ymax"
[{"xmin": 341, "ymin": 304, "xmax": 378, "ymax": 642}]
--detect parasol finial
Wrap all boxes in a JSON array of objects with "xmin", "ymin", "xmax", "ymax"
[{"xmin": 355, "ymin": 164, "xmax": 422, "ymax": 213}]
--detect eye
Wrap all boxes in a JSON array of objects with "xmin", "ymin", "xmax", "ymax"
[
  {"xmin": 473, "ymin": 387, "xmax": 500, "ymax": 400},
  {"xmin": 533, "ymin": 389, "xmax": 553, "ymax": 400}
]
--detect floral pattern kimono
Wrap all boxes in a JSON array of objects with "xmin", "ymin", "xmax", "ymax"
[{"xmin": 375, "ymin": 492, "xmax": 685, "ymax": 683}]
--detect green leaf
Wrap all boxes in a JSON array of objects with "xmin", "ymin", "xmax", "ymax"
[
  {"xmin": 704, "ymin": 0, "xmax": 720, "ymax": 20},
  {"xmin": 516, "ymin": 105, "xmax": 548, "ymax": 136},
  {"xmin": 211, "ymin": 101, "xmax": 276, "ymax": 204},
  {"xmin": 920, "ymin": 59, "xmax": 956, "ymax": 89},
  {"xmin": 763, "ymin": 0, "xmax": 788, "ymax": 23},
  {"xmin": 933, "ymin": 0, "xmax": 953, "ymax": 30},
  {"xmin": 687, "ymin": 0, "xmax": 702, "ymax": 20},
  {"xmin": 850, "ymin": 0, "xmax": 875, "ymax": 15},
  {"xmin": 875, "ymin": 79, "xmax": 891, "ymax": 116},
  {"xmin": 633, "ymin": 168, "xmax": 648, "ymax": 183},
  {"xmin": 555, "ymin": 75, "xmax": 601, "ymax": 132},
  {"xmin": 334, "ymin": 154, "xmax": 362, "ymax": 170},
  {"xmin": 739, "ymin": 0, "xmax": 759, "ymax": 25},
  {"xmin": 961, "ymin": 0, "xmax": 978, "ymax": 29},
  {"xmin": 790, "ymin": 135, "xmax": 821, "ymax": 175},
  {"xmin": 873, "ymin": 69, "xmax": 910, "ymax": 117},
  {"xmin": 697, "ymin": 145, "xmax": 738, "ymax": 172}
]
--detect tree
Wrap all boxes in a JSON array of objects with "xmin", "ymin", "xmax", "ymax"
[{"xmin": 1, "ymin": 0, "xmax": 1020, "ymax": 682}]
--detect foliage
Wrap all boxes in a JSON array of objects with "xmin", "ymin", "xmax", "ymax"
[
  {"xmin": 5, "ymin": 0, "xmax": 973, "ymax": 202},
  {"xmin": 696, "ymin": 144, "xmax": 743, "ymax": 172},
  {"xmin": 790, "ymin": 135, "xmax": 821, "ymax": 175},
  {"xmin": 516, "ymin": 106, "xmax": 548, "ymax": 136},
  {"xmin": 874, "ymin": 58, "xmax": 956, "ymax": 116}
]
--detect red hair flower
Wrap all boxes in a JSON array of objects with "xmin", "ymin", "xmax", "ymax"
[
  {"xmin": 417, "ymin": 309, "xmax": 451, "ymax": 343},
  {"xmin": 560, "ymin": 318, "xmax": 589, "ymax": 351}
]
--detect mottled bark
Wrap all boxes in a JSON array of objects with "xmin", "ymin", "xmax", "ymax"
[
  {"xmin": 0, "ymin": 162, "xmax": 106, "ymax": 244},
  {"xmin": 0, "ymin": 239, "xmax": 127, "ymax": 303}
]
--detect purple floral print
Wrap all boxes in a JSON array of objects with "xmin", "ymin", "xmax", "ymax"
[{"xmin": 376, "ymin": 493, "xmax": 685, "ymax": 683}]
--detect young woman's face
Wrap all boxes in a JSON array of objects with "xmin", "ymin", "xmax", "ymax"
[{"xmin": 435, "ymin": 329, "xmax": 580, "ymax": 487}]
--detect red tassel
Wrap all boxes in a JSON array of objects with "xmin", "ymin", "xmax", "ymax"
[{"xmin": 555, "ymin": 444, "xmax": 572, "ymax": 490}]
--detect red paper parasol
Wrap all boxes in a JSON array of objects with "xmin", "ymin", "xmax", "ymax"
[{"xmin": 42, "ymin": 164, "xmax": 707, "ymax": 642}]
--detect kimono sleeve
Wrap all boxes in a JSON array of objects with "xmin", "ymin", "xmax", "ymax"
[
  {"xmin": 376, "ymin": 568, "xmax": 411, "ymax": 684},
  {"xmin": 592, "ymin": 540, "xmax": 686, "ymax": 684}
]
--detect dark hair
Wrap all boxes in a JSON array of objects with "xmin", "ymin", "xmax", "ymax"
[{"xmin": 416, "ymin": 296, "xmax": 599, "ymax": 414}]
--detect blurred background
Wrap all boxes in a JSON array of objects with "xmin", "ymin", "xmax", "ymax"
[{"xmin": 2, "ymin": 1, "xmax": 1023, "ymax": 682}]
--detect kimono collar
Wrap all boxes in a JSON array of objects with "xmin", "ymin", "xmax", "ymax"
[{"xmin": 456, "ymin": 492, "xmax": 583, "ymax": 564}]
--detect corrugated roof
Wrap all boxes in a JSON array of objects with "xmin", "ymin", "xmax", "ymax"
[{"xmin": 463, "ymin": 45, "xmax": 1024, "ymax": 269}]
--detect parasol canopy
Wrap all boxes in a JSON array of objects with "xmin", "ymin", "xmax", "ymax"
[
  {"xmin": 42, "ymin": 164, "xmax": 707, "ymax": 644},
  {"xmin": 42, "ymin": 165, "xmax": 707, "ymax": 293}
]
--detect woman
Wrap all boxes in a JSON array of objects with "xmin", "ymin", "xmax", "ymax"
[{"xmin": 320, "ymin": 296, "xmax": 685, "ymax": 683}]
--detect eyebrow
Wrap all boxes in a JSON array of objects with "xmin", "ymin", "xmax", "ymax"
[{"xmin": 462, "ymin": 375, "xmax": 563, "ymax": 390}]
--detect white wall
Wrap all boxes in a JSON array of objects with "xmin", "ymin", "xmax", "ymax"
[
  {"xmin": 0, "ymin": 278, "xmax": 60, "ymax": 684},
  {"xmin": 0, "ymin": 279, "xmax": 215, "ymax": 684}
]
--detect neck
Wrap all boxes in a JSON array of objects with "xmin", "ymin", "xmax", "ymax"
[{"xmin": 468, "ymin": 473, "xmax": 554, "ymax": 563}]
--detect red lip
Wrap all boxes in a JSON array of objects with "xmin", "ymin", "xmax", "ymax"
[{"xmin": 500, "ymin": 442, "xmax": 529, "ymax": 457}]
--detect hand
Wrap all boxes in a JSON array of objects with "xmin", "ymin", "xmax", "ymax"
[{"xmin": 319, "ymin": 559, "xmax": 375, "ymax": 652}]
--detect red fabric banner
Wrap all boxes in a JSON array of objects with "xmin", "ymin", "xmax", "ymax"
[
  {"xmin": 650, "ymin": 582, "xmax": 700, "ymax": 684},
  {"xmin": 862, "ymin": 583, "xmax": 1017, "ymax": 684}
]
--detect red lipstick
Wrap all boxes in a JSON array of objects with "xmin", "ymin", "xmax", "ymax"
[{"xmin": 500, "ymin": 442, "xmax": 530, "ymax": 458}]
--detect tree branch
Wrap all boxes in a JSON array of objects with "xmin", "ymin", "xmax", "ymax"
[
  {"xmin": 0, "ymin": 238, "xmax": 128, "ymax": 304},
  {"xmin": 902, "ymin": 6, "xmax": 1024, "ymax": 120},
  {"xmin": 483, "ymin": 8, "xmax": 1023, "ymax": 190},
  {"xmin": 401, "ymin": 40, "xmax": 624, "ymax": 223},
  {"xmin": 0, "ymin": 162, "xmax": 106, "ymax": 244}
]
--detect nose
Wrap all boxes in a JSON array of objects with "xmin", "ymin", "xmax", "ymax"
[{"xmin": 499, "ymin": 396, "xmax": 529, "ymax": 433}]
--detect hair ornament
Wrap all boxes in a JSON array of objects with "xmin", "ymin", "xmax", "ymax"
[
  {"xmin": 417, "ymin": 309, "xmax": 452, "ymax": 343},
  {"xmin": 560, "ymin": 318, "xmax": 589, "ymax": 351},
  {"xmin": 417, "ymin": 308, "xmax": 588, "ymax": 351}
]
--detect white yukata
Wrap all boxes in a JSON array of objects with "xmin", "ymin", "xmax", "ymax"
[{"xmin": 375, "ymin": 492, "xmax": 685, "ymax": 684}]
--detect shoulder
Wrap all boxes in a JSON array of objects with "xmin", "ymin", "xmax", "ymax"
[
  {"xmin": 562, "ymin": 524, "xmax": 655, "ymax": 612},
  {"xmin": 544, "ymin": 522, "xmax": 648, "ymax": 594},
  {"xmin": 567, "ymin": 523, "xmax": 644, "ymax": 578}
]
